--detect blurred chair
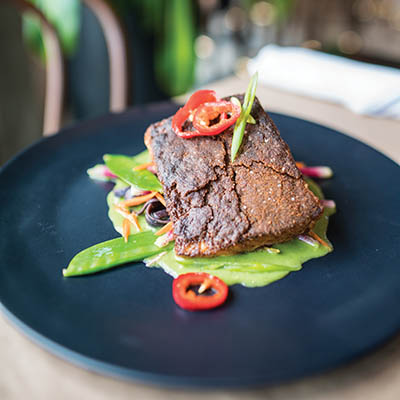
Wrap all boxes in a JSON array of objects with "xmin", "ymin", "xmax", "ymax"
[
  {"xmin": 7, "ymin": 0, "xmax": 64, "ymax": 136},
  {"xmin": 7, "ymin": 0, "xmax": 128, "ymax": 137},
  {"xmin": 84, "ymin": 0, "xmax": 128, "ymax": 115}
]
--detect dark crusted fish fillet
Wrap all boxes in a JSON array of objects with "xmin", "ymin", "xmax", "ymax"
[{"xmin": 145, "ymin": 95, "xmax": 323, "ymax": 257}]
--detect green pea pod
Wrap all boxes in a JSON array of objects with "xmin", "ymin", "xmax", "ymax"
[
  {"xmin": 63, "ymin": 231, "xmax": 173, "ymax": 277},
  {"xmin": 131, "ymin": 149, "xmax": 151, "ymax": 165},
  {"xmin": 231, "ymin": 72, "xmax": 259, "ymax": 162},
  {"xmin": 104, "ymin": 154, "xmax": 163, "ymax": 192}
]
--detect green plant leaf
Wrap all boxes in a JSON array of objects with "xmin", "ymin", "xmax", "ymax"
[
  {"xmin": 23, "ymin": 0, "xmax": 80, "ymax": 57},
  {"xmin": 155, "ymin": 0, "xmax": 196, "ymax": 96},
  {"xmin": 274, "ymin": 0, "xmax": 294, "ymax": 21},
  {"xmin": 22, "ymin": 12, "xmax": 46, "ymax": 60}
]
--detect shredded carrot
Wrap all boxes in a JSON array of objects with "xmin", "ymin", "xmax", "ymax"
[
  {"xmin": 115, "ymin": 205, "xmax": 142, "ymax": 232},
  {"xmin": 155, "ymin": 192, "xmax": 166, "ymax": 207},
  {"xmin": 119, "ymin": 192, "xmax": 156, "ymax": 208},
  {"xmin": 132, "ymin": 162, "xmax": 154, "ymax": 171},
  {"xmin": 130, "ymin": 211, "xmax": 142, "ymax": 232},
  {"xmin": 131, "ymin": 211, "xmax": 142, "ymax": 232},
  {"xmin": 122, "ymin": 218, "xmax": 130, "ymax": 243},
  {"xmin": 115, "ymin": 206, "xmax": 130, "ymax": 223},
  {"xmin": 309, "ymin": 231, "xmax": 331, "ymax": 249},
  {"xmin": 155, "ymin": 221, "xmax": 173, "ymax": 236},
  {"xmin": 296, "ymin": 161, "xmax": 306, "ymax": 169}
]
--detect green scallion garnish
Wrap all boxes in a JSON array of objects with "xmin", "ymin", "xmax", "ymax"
[
  {"xmin": 230, "ymin": 97, "xmax": 256, "ymax": 124},
  {"xmin": 231, "ymin": 72, "xmax": 258, "ymax": 162}
]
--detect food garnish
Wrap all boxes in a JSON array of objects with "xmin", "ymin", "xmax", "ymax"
[
  {"xmin": 230, "ymin": 96, "xmax": 256, "ymax": 124},
  {"xmin": 132, "ymin": 162, "xmax": 154, "ymax": 171},
  {"xmin": 309, "ymin": 231, "xmax": 331, "ymax": 249},
  {"xmin": 298, "ymin": 165, "xmax": 333, "ymax": 179},
  {"xmin": 119, "ymin": 191, "xmax": 156, "ymax": 208},
  {"xmin": 154, "ymin": 231, "xmax": 174, "ymax": 248},
  {"xmin": 122, "ymin": 218, "xmax": 130, "ymax": 243},
  {"xmin": 130, "ymin": 211, "xmax": 141, "ymax": 232},
  {"xmin": 266, "ymin": 247, "xmax": 280, "ymax": 254},
  {"xmin": 297, "ymin": 234, "xmax": 319, "ymax": 247},
  {"xmin": 171, "ymin": 90, "xmax": 241, "ymax": 138},
  {"xmin": 155, "ymin": 192, "xmax": 166, "ymax": 207},
  {"xmin": 87, "ymin": 164, "xmax": 117, "ymax": 181},
  {"xmin": 296, "ymin": 162, "xmax": 333, "ymax": 179},
  {"xmin": 321, "ymin": 199, "xmax": 336, "ymax": 209},
  {"xmin": 171, "ymin": 72, "xmax": 258, "ymax": 148},
  {"xmin": 192, "ymin": 100, "xmax": 241, "ymax": 135},
  {"xmin": 231, "ymin": 72, "xmax": 258, "ymax": 161},
  {"xmin": 183, "ymin": 90, "xmax": 217, "ymax": 113},
  {"xmin": 115, "ymin": 186, "xmax": 149, "ymax": 199},
  {"xmin": 172, "ymin": 89, "xmax": 218, "ymax": 137},
  {"xmin": 172, "ymin": 273, "xmax": 229, "ymax": 311},
  {"xmin": 115, "ymin": 205, "xmax": 142, "ymax": 232},
  {"xmin": 155, "ymin": 221, "xmax": 173, "ymax": 236}
]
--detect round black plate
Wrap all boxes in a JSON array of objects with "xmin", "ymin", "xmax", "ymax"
[{"xmin": 1, "ymin": 103, "xmax": 399, "ymax": 388}]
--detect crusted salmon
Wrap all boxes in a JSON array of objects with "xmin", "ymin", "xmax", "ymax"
[{"xmin": 145, "ymin": 95, "xmax": 323, "ymax": 257}]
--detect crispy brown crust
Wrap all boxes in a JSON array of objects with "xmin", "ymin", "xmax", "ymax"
[{"xmin": 146, "ymin": 95, "xmax": 323, "ymax": 257}]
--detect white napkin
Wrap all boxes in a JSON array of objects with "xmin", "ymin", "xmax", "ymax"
[{"xmin": 248, "ymin": 44, "xmax": 400, "ymax": 119}]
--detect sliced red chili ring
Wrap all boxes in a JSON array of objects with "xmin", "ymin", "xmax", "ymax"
[
  {"xmin": 172, "ymin": 90, "xmax": 218, "ymax": 138},
  {"xmin": 171, "ymin": 107, "xmax": 194, "ymax": 138},
  {"xmin": 172, "ymin": 272, "xmax": 229, "ymax": 311},
  {"xmin": 192, "ymin": 101, "xmax": 241, "ymax": 136},
  {"xmin": 183, "ymin": 90, "xmax": 217, "ymax": 113}
]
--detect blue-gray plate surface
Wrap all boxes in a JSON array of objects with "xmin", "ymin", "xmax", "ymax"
[{"xmin": 0, "ymin": 103, "xmax": 399, "ymax": 387}]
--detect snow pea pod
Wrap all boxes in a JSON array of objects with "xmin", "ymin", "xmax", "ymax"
[
  {"xmin": 104, "ymin": 154, "xmax": 163, "ymax": 192},
  {"xmin": 63, "ymin": 231, "xmax": 173, "ymax": 277},
  {"xmin": 131, "ymin": 149, "xmax": 151, "ymax": 165}
]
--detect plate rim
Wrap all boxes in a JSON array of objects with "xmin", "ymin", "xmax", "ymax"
[{"xmin": 3, "ymin": 301, "xmax": 398, "ymax": 389}]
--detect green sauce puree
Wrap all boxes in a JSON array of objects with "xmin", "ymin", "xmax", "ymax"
[{"xmin": 107, "ymin": 163, "xmax": 335, "ymax": 288}]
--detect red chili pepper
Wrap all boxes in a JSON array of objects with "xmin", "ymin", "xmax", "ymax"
[
  {"xmin": 172, "ymin": 272, "xmax": 229, "ymax": 311},
  {"xmin": 192, "ymin": 101, "xmax": 241, "ymax": 135},
  {"xmin": 172, "ymin": 90, "xmax": 217, "ymax": 138},
  {"xmin": 172, "ymin": 90, "xmax": 240, "ymax": 138},
  {"xmin": 183, "ymin": 90, "xmax": 217, "ymax": 113}
]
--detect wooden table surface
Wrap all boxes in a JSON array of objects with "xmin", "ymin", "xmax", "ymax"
[{"xmin": 1, "ymin": 75, "xmax": 400, "ymax": 400}]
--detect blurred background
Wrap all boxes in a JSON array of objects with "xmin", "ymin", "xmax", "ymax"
[{"xmin": 1, "ymin": 0, "xmax": 400, "ymax": 165}]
